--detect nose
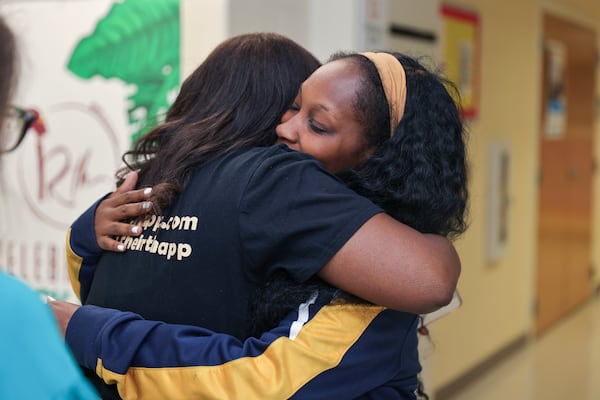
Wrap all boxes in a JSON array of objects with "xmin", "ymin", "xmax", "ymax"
[{"xmin": 276, "ymin": 110, "xmax": 298, "ymax": 145}]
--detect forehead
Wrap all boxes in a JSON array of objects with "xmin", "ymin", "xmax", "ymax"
[{"xmin": 301, "ymin": 59, "xmax": 362, "ymax": 107}]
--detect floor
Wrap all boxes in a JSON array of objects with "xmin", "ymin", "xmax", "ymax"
[{"xmin": 442, "ymin": 294, "xmax": 600, "ymax": 400}]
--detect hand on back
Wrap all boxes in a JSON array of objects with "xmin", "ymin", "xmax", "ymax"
[
  {"xmin": 47, "ymin": 300, "xmax": 79, "ymax": 337},
  {"xmin": 95, "ymin": 170, "xmax": 153, "ymax": 252}
]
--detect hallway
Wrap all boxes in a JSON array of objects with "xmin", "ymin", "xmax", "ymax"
[{"xmin": 443, "ymin": 294, "xmax": 600, "ymax": 399}]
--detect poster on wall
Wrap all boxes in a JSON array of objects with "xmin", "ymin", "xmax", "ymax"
[
  {"xmin": 0, "ymin": 0, "xmax": 180, "ymax": 301},
  {"xmin": 440, "ymin": 4, "xmax": 480, "ymax": 119},
  {"xmin": 544, "ymin": 40, "xmax": 567, "ymax": 139}
]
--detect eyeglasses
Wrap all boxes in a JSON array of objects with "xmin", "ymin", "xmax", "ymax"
[{"xmin": 1, "ymin": 106, "xmax": 38, "ymax": 154}]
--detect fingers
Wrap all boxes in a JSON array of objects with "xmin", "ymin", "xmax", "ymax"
[
  {"xmin": 118, "ymin": 170, "xmax": 139, "ymax": 192},
  {"xmin": 95, "ymin": 172, "xmax": 154, "ymax": 253},
  {"xmin": 120, "ymin": 187, "xmax": 153, "ymax": 205},
  {"xmin": 98, "ymin": 235, "xmax": 130, "ymax": 252},
  {"xmin": 100, "ymin": 188, "xmax": 153, "ymax": 222},
  {"xmin": 114, "ymin": 197, "xmax": 153, "ymax": 219},
  {"xmin": 97, "ymin": 223, "xmax": 144, "ymax": 251},
  {"xmin": 99, "ymin": 220, "xmax": 144, "ymax": 238},
  {"xmin": 107, "ymin": 170, "xmax": 151, "ymax": 211},
  {"xmin": 108, "ymin": 186, "xmax": 153, "ymax": 208}
]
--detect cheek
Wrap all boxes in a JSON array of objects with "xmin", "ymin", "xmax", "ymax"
[
  {"xmin": 314, "ymin": 145, "xmax": 349, "ymax": 173},
  {"xmin": 332, "ymin": 141, "xmax": 370, "ymax": 172},
  {"xmin": 344, "ymin": 131, "xmax": 372, "ymax": 166},
  {"xmin": 299, "ymin": 141, "xmax": 336, "ymax": 170}
]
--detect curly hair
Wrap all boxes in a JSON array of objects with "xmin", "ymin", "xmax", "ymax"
[
  {"xmin": 249, "ymin": 51, "xmax": 469, "ymax": 337},
  {"xmin": 335, "ymin": 51, "xmax": 469, "ymax": 238}
]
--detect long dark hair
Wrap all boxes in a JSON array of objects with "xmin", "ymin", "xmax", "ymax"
[
  {"xmin": 119, "ymin": 33, "xmax": 321, "ymax": 208},
  {"xmin": 0, "ymin": 16, "xmax": 17, "ymax": 129}
]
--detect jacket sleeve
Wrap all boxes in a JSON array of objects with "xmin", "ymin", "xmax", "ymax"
[
  {"xmin": 65, "ymin": 297, "xmax": 415, "ymax": 400},
  {"xmin": 66, "ymin": 195, "xmax": 108, "ymax": 302}
]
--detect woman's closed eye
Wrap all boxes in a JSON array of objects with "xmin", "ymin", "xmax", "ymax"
[{"xmin": 309, "ymin": 119, "xmax": 329, "ymax": 134}]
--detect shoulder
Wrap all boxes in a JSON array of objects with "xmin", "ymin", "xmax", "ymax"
[
  {"xmin": 243, "ymin": 144, "xmax": 337, "ymax": 184},
  {"xmin": 225, "ymin": 144, "xmax": 319, "ymax": 170},
  {"xmin": 199, "ymin": 144, "xmax": 335, "ymax": 189}
]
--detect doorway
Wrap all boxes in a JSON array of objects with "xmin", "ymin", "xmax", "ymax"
[{"xmin": 535, "ymin": 13, "xmax": 596, "ymax": 336}]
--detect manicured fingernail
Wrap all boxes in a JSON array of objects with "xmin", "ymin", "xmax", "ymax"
[
  {"xmin": 142, "ymin": 201, "xmax": 151, "ymax": 209},
  {"xmin": 46, "ymin": 295, "xmax": 56, "ymax": 303},
  {"xmin": 117, "ymin": 244, "xmax": 125, "ymax": 252},
  {"xmin": 144, "ymin": 187, "xmax": 152, "ymax": 195},
  {"xmin": 131, "ymin": 226, "xmax": 141, "ymax": 234}
]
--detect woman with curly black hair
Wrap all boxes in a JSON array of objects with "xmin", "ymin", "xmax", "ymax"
[
  {"xmin": 52, "ymin": 43, "xmax": 467, "ymax": 399},
  {"xmin": 250, "ymin": 50, "xmax": 468, "ymax": 399},
  {"xmin": 253, "ymin": 50, "xmax": 468, "ymax": 335}
]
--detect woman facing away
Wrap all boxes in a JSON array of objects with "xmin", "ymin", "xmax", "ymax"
[{"xmin": 53, "ymin": 34, "xmax": 467, "ymax": 399}]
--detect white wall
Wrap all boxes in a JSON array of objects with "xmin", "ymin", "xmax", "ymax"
[
  {"xmin": 180, "ymin": 0, "xmax": 229, "ymax": 77},
  {"xmin": 186, "ymin": 0, "xmax": 391, "ymax": 65},
  {"xmin": 227, "ymin": 0, "xmax": 359, "ymax": 62}
]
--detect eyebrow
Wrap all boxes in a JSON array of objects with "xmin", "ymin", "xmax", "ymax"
[
  {"xmin": 300, "ymin": 82, "xmax": 333, "ymax": 114},
  {"xmin": 317, "ymin": 103, "xmax": 331, "ymax": 113}
]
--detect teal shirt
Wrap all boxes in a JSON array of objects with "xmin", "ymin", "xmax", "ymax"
[{"xmin": 0, "ymin": 272, "xmax": 97, "ymax": 399}]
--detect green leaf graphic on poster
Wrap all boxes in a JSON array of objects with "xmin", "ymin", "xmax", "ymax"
[{"xmin": 67, "ymin": 0, "xmax": 180, "ymax": 144}]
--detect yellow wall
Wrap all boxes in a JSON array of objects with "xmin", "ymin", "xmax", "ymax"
[{"xmin": 430, "ymin": 0, "xmax": 600, "ymax": 392}]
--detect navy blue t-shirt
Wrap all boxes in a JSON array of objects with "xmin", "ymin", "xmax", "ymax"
[{"xmin": 85, "ymin": 145, "xmax": 382, "ymax": 339}]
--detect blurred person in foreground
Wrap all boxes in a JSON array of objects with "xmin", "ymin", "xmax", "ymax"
[{"xmin": 0, "ymin": 15, "xmax": 97, "ymax": 400}]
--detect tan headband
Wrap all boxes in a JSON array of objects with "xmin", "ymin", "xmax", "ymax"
[{"xmin": 361, "ymin": 52, "xmax": 406, "ymax": 137}]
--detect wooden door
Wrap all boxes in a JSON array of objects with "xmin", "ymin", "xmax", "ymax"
[{"xmin": 535, "ymin": 14, "xmax": 596, "ymax": 336}]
